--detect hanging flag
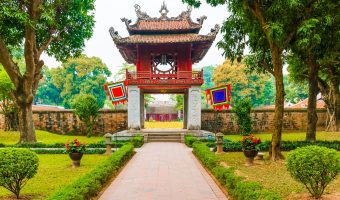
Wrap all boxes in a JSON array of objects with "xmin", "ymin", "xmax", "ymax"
[
  {"xmin": 103, "ymin": 81, "xmax": 128, "ymax": 105},
  {"xmin": 205, "ymin": 84, "xmax": 231, "ymax": 110}
]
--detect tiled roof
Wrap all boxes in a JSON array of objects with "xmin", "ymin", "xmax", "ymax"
[
  {"xmin": 289, "ymin": 98, "xmax": 325, "ymax": 109},
  {"xmin": 32, "ymin": 105, "xmax": 65, "ymax": 111},
  {"xmin": 130, "ymin": 20, "xmax": 201, "ymax": 31},
  {"xmin": 114, "ymin": 33, "xmax": 215, "ymax": 45}
]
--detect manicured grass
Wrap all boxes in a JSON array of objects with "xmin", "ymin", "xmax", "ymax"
[
  {"xmin": 0, "ymin": 130, "xmax": 103, "ymax": 145},
  {"xmin": 0, "ymin": 154, "xmax": 107, "ymax": 200},
  {"xmin": 144, "ymin": 121, "xmax": 183, "ymax": 129},
  {"xmin": 224, "ymin": 132, "xmax": 340, "ymax": 142},
  {"xmin": 217, "ymin": 152, "xmax": 340, "ymax": 199}
]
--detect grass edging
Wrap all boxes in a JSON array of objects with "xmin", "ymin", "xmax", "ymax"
[
  {"xmin": 47, "ymin": 143, "xmax": 134, "ymax": 200},
  {"xmin": 192, "ymin": 142, "xmax": 281, "ymax": 200}
]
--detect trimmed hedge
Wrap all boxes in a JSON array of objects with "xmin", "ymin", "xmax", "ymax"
[
  {"xmin": 31, "ymin": 149, "xmax": 106, "ymax": 154},
  {"xmin": 47, "ymin": 144, "xmax": 134, "ymax": 200},
  {"xmin": 184, "ymin": 135, "xmax": 217, "ymax": 147},
  {"xmin": 192, "ymin": 142, "xmax": 281, "ymax": 200},
  {"xmin": 0, "ymin": 136, "xmax": 144, "ymax": 149},
  {"xmin": 222, "ymin": 140, "xmax": 340, "ymax": 152},
  {"xmin": 130, "ymin": 135, "xmax": 144, "ymax": 148}
]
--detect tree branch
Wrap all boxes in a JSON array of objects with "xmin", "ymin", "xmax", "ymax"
[
  {"xmin": 0, "ymin": 37, "xmax": 21, "ymax": 87},
  {"xmin": 260, "ymin": 49, "xmax": 274, "ymax": 75},
  {"xmin": 36, "ymin": 28, "xmax": 64, "ymax": 58}
]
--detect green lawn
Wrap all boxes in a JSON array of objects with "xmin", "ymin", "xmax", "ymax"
[
  {"xmin": 217, "ymin": 152, "xmax": 340, "ymax": 199},
  {"xmin": 0, "ymin": 154, "xmax": 107, "ymax": 200},
  {"xmin": 0, "ymin": 130, "xmax": 103, "ymax": 145},
  {"xmin": 224, "ymin": 131, "xmax": 340, "ymax": 142}
]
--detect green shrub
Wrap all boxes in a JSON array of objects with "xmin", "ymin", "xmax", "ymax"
[
  {"xmin": 192, "ymin": 142, "xmax": 218, "ymax": 170},
  {"xmin": 233, "ymin": 98, "xmax": 253, "ymax": 136},
  {"xmin": 192, "ymin": 141, "xmax": 281, "ymax": 200},
  {"xmin": 31, "ymin": 148, "xmax": 106, "ymax": 154},
  {"xmin": 286, "ymin": 146, "xmax": 340, "ymax": 198},
  {"xmin": 72, "ymin": 94, "xmax": 100, "ymax": 137},
  {"xmin": 130, "ymin": 135, "xmax": 144, "ymax": 147},
  {"xmin": 222, "ymin": 140, "xmax": 340, "ymax": 152},
  {"xmin": 47, "ymin": 144, "xmax": 134, "ymax": 200},
  {"xmin": 0, "ymin": 148, "xmax": 39, "ymax": 199},
  {"xmin": 184, "ymin": 135, "xmax": 198, "ymax": 147}
]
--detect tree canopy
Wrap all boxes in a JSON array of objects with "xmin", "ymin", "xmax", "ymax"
[
  {"xmin": 51, "ymin": 55, "xmax": 111, "ymax": 109},
  {"xmin": 0, "ymin": 0, "xmax": 95, "ymax": 143}
]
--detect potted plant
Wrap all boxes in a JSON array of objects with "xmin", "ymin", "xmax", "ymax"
[
  {"xmin": 65, "ymin": 138, "xmax": 86, "ymax": 168},
  {"xmin": 241, "ymin": 135, "xmax": 261, "ymax": 166}
]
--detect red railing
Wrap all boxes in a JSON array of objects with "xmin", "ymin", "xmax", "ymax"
[{"xmin": 126, "ymin": 69, "xmax": 203, "ymax": 80}]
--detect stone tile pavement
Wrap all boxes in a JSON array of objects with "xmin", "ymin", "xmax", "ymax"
[{"xmin": 99, "ymin": 142, "xmax": 227, "ymax": 200}]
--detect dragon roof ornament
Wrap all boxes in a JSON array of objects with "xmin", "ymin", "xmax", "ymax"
[
  {"xmin": 208, "ymin": 24, "xmax": 220, "ymax": 36},
  {"xmin": 109, "ymin": 27, "xmax": 121, "ymax": 42}
]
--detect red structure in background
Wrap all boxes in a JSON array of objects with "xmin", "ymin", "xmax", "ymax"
[
  {"xmin": 109, "ymin": 3, "xmax": 219, "ymax": 129},
  {"xmin": 109, "ymin": 3, "xmax": 219, "ymax": 94}
]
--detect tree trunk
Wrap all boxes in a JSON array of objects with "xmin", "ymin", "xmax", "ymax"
[
  {"xmin": 269, "ymin": 46, "xmax": 285, "ymax": 161},
  {"xmin": 330, "ymin": 83, "xmax": 340, "ymax": 132},
  {"xmin": 306, "ymin": 61, "xmax": 318, "ymax": 141},
  {"xmin": 335, "ymin": 91, "xmax": 340, "ymax": 132},
  {"xmin": 17, "ymin": 98, "xmax": 36, "ymax": 143}
]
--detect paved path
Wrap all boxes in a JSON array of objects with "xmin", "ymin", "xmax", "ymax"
[{"xmin": 99, "ymin": 143, "xmax": 227, "ymax": 200}]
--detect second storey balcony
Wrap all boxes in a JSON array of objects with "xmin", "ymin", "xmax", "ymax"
[{"xmin": 126, "ymin": 69, "xmax": 204, "ymax": 86}]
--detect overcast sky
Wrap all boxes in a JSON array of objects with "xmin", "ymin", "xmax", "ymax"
[{"xmin": 42, "ymin": 0, "xmax": 228, "ymax": 76}]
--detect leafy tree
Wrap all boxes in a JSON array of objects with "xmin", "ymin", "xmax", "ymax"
[
  {"xmin": 183, "ymin": 0, "xmax": 319, "ymax": 160},
  {"xmin": 288, "ymin": 0, "xmax": 340, "ymax": 136},
  {"xmin": 52, "ymin": 55, "xmax": 111, "ymax": 109},
  {"xmin": 0, "ymin": 0, "xmax": 95, "ymax": 143},
  {"xmin": 0, "ymin": 66, "xmax": 18, "ymax": 130},
  {"xmin": 114, "ymin": 63, "xmax": 135, "ymax": 82},
  {"xmin": 212, "ymin": 60, "xmax": 273, "ymax": 107},
  {"xmin": 201, "ymin": 65, "xmax": 215, "ymax": 108},
  {"xmin": 34, "ymin": 67, "xmax": 62, "ymax": 105},
  {"xmin": 284, "ymin": 76, "xmax": 308, "ymax": 104},
  {"xmin": 72, "ymin": 94, "xmax": 100, "ymax": 137}
]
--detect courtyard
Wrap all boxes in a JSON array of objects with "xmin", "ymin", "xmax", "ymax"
[{"xmin": 0, "ymin": 0, "xmax": 339, "ymax": 200}]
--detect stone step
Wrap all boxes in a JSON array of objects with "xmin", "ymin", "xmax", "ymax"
[
  {"xmin": 147, "ymin": 135, "xmax": 181, "ymax": 139},
  {"xmin": 147, "ymin": 138, "xmax": 182, "ymax": 142},
  {"xmin": 146, "ymin": 133, "xmax": 181, "ymax": 136}
]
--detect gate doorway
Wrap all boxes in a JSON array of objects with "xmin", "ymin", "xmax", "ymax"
[{"xmin": 144, "ymin": 94, "xmax": 184, "ymax": 129}]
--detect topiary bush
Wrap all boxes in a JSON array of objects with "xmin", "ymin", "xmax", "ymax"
[
  {"xmin": 72, "ymin": 94, "xmax": 100, "ymax": 137},
  {"xmin": 286, "ymin": 146, "xmax": 340, "ymax": 198},
  {"xmin": 233, "ymin": 98, "xmax": 253, "ymax": 136},
  {"xmin": 0, "ymin": 148, "xmax": 39, "ymax": 199}
]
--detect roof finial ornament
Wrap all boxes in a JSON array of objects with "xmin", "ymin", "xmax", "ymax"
[
  {"xmin": 109, "ymin": 27, "xmax": 121, "ymax": 42},
  {"xmin": 208, "ymin": 24, "xmax": 220, "ymax": 36},
  {"xmin": 121, "ymin": 18, "xmax": 132, "ymax": 27},
  {"xmin": 178, "ymin": 5, "xmax": 192, "ymax": 20},
  {"xmin": 159, "ymin": 1, "xmax": 169, "ymax": 20},
  {"xmin": 197, "ymin": 16, "xmax": 207, "ymax": 26},
  {"xmin": 134, "ymin": 4, "xmax": 151, "ymax": 20}
]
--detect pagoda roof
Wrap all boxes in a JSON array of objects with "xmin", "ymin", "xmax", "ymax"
[
  {"xmin": 121, "ymin": 3, "xmax": 206, "ymax": 34},
  {"xmin": 109, "ymin": 32, "xmax": 218, "ymax": 45},
  {"xmin": 109, "ymin": 3, "xmax": 220, "ymax": 64}
]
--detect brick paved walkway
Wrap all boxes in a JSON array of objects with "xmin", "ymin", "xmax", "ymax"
[{"xmin": 99, "ymin": 143, "xmax": 227, "ymax": 200}]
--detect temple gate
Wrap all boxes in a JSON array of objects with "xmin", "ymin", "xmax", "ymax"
[{"xmin": 109, "ymin": 3, "xmax": 219, "ymax": 130}]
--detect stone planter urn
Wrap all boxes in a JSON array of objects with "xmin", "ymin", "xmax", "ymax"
[
  {"xmin": 69, "ymin": 153, "xmax": 83, "ymax": 168},
  {"xmin": 243, "ymin": 150, "xmax": 258, "ymax": 166}
]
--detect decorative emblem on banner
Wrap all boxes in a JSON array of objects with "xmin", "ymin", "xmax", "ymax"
[
  {"xmin": 103, "ymin": 81, "xmax": 128, "ymax": 105},
  {"xmin": 205, "ymin": 84, "xmax": 231, "ymax": 110}
]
